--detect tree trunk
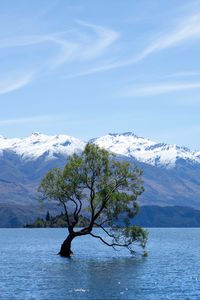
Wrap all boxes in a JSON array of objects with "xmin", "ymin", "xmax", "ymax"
[{"xmin": 58, "ymin": 233, "xmax": 75, "ymax": 257}]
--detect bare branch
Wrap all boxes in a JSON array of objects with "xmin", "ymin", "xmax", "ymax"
[
  {"xmin": 88, "ymin": 172, "xmax": 96, "ymax": 222},
  {"xmin": 90, "ymin": 232, "xmax": 132, "ymax": 248},
  {"xmin": 61, "ymin": 200, "xmax": 72, "ymax": 232},
  {"xmin": 94, "ymin": 222, "xmax": 115, "ymax": 238}
]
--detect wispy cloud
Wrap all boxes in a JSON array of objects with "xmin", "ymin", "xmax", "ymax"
[
  {"xmin": 123, "ymin": 82, "xmax": 200, "ymax": 97},
  {"xmin": 0, "ymin": 115, "xmax": 64, "ymax": 126},
  {"xmin": 0, "ymin": 73, "xmax": 34, "ymax": 95},
  {"xmin": 163, "ymin": 70, "xmax": 200, "ymax": 79},
  {"xmin": 66, "ymin": 58, "xmax": 119, "ymax": 78},
  {"xmin": 76, "ymin": 21, "xmax": 119, "ymax": 59},
  {"xmin": 0, "ymin": 21, "xmax": 119, "ymax": 91},
  {"xmin": 0, "ymin": 33, "xmax": 55, "ymax": 48},
  {"xmin": 51, "ymin": 22, "xmax": 119, "ymax": 67},
  {"xmin": 0, "ymin": 22, "xmax": 119, "ymax": 63},
  {"xmin": 2, "ymin": 11, "xmax": 200, "ymax": 88},
  {"xmin": 70, "ymin": 12, "xmax": 200, "ymax": 77},
  {"xmin": 136, "ymin": 13, "xmax": 200, "ymax": 60}
]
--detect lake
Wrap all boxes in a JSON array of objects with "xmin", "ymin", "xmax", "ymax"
[{"xmin": 0, "ymin": 228, "xmax": 200, "ymax": 299}]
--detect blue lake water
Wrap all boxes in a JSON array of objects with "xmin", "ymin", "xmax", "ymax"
[{"xmin": 0, "ymin": 228, "xmax": 200, "ymax": 299}]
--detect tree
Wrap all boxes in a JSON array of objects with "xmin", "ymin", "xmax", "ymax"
[
  {"xmin": 39, "ymin": 143, "xmax": 147, "ymax": 257},
  {"xmin": 45, "ymin": 211, "xmax": 51, "ymax": 222}
]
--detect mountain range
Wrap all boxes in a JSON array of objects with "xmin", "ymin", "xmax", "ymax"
[{"xmin": 1, "ymin": 131, "xmax": 200, "ymax": 227}]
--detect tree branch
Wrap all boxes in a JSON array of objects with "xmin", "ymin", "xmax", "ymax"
[
  {"xmin": 90, "ymin": 232, "xmax": 132, "ymax": 249},
  {"xmin": 93, "ymin": 179, "xmax": 123, "ymax": 222},
  {"xmin": 61, "ymin": 200, "xmax": 72, "ymax": 233},
  {"xmin": 70, "ymin": 183, "xmax": 84, "ymax": 227},
  {"xmin": 94, "ymin": 222, "xmax": 115, "ymax": 238}
]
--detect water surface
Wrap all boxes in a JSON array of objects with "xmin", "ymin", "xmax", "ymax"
[{"xmin": 0, "ymin": 228, "xmax": 200, "ymax": 299}]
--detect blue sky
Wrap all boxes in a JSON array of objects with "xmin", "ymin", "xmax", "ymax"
[{"xmin": 1, "ymin": 0, "xmax": 200, "ymax": 149}]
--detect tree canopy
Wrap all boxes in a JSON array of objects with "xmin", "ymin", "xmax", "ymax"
[{"xmin": 39, "ymin": 143, "xmax": 147, "ymax": 257}]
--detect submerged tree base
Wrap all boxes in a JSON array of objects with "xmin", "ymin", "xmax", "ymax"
[
  {"xmin": 58, "ymin": 249, "xmax": 73, "ymax": 258},
  {"xmin": 58, "ymin": 235, "xmax": 74, "ymax": 258}
]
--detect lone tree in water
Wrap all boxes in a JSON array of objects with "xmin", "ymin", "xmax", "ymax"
[{"xmin": 39, "ymin": 144, "xmax": 147, "ymax": 257}]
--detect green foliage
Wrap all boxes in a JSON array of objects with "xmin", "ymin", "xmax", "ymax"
[
  {"xmin": 25, "ymin": 213, "xmax": 90, "ymax": 228},
  {"xmin": 33, "ymin": 218, "xmax": 46, "ymax": 228},
  {"xmin": 39, "ymin": 143, "xmax": 147, "ymax": 254}
]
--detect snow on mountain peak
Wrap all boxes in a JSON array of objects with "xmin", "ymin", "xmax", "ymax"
[
  {"xmin": 0, "ymin": 133, "xmax": 86, "ymax": 161},
  {"xmin": 92, "ymin": 132, "xmax": 199, "ymax": 168},
  {"xmin": 0, "ymin": 132, "xmax": 199, "ymax": 168}
]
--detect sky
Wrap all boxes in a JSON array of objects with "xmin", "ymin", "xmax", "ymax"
[{"xmin": 1, "ymin": 0, "xmax": 200, "ymax": 149}]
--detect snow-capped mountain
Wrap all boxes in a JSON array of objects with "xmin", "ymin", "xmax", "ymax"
[
  {"xmin": 0, "ymin": 131, "xmax": 199, "ymax": 168},
  {"xmin": 0, "ymin": 132, "xmax": 86, "ymax": 161},
  {"xmin": 92, "ymin": 132, "xmax": 200, "ymax": 168}
]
